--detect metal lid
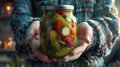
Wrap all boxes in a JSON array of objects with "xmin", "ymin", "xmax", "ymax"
[{"xmin": 56, "ymin": 5, "xmax": 74, "ymax": 10}]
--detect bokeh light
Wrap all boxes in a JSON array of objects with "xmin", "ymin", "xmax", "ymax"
[{"xmin": 6, "ymin": 5, "xmax": 11, "ymax": 11}]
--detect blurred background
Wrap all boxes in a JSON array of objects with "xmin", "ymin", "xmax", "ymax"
[{"xmin": 0, "ymin": 0, "xmax": 120, "ymax": 67}]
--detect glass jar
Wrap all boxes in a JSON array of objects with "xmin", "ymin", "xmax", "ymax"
[
  {"xmin": 41, "ymin": 6, "xmax": 55, "ymax": 23},
  {"xmin": 40, "ymin": 5, "xmax": 77, "ymax": 58}
]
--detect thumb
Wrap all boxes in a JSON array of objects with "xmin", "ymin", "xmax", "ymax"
[
  {"xmin": 78, "ymin": 22, "xmax": 93, "ymax": 44},
  {"xmin": 26, "ymin": 21, "xmax": 40, "ymax": 42},
  {"xmin": 84, "ymin": 24, "xmax": 93, "ymax": 44}
]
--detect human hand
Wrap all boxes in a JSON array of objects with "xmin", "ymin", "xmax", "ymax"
[
  {"xmin": 26, "ymin": 21, "xmax": 51, "ymax": 62},
  {"xmin": 52, "ymin": 22, "xmax": 93, "ymax": 62},
  {"xmin": 77, "ymin": 22, "xmax": 93, "ymax": 44}
]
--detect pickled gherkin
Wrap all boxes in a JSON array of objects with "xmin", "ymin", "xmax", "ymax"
[
  {"xmin": 50, "ymin": 30, "xmax": 60, "ymax": 51},
  {"xmin": 55, "ymin": 47, "xmax": 74, "ymax": 57}
]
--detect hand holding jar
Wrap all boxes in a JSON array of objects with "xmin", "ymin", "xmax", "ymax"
[{"xmin": 26, "ymin": 5, "xmax": 93, "ymax": 62}]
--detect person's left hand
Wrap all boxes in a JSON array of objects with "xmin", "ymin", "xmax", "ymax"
[
  {"xmin": 26, "ymin": 20, "xmax": 52, "ymax": 62},
  {"xmin": 52, "ymin": 22, "xmax": 93, "ymax": 62}
]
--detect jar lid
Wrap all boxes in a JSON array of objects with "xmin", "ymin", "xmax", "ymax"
[{"xmin": 56, "ymin": 5, "xmax": 74, "ymax": 10}]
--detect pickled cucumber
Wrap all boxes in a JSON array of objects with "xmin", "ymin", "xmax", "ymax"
[
  {"xmin": 62, "ymin": 27, "xmax": 70, "ymax": 36},
  {"xmin": 50, "ymin": 30, "xmax": 60, "ymax": 51},
  {"xmin": 55, "ymin": 47, "xmax": 73, "ymax": 57}
]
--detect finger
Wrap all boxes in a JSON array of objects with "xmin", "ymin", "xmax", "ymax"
[
  {"xmin": 34, "ymin": 35, "xmax": 40, "ymax": 40},
  {"xmin": 71, "ymin": 46, "xmax": 83, "ymax": 56},
  {"xmin": 33, "ymin": 49, "xmax": 51, "ymax": 62},
  {"xmin": 26, "ymin": 21, "xmax": 40, "ymax": 45},
  {"xmin": 26, "ymin": 35, "xmax": 34, "ymax": 45},
  {"xmin": 30, "ymin": 38, "xmax": 40, "ymax": 49},
  {"xmin": 71, "ymin": 42, "xmax": 89, "ymax": 57},
  {"xmin": 77, "ymin": 22, "xmax": 86, "ymax": 40},
  {"xmin": 84, "ymin": 24, "xmax": 93, "ymax": 44},
  {"xmin": 62, "ymin": 55, "xmax": 71, "ymax": 62},
  {"xmin": 26, "ymin": 27, "xmax": 34, "ymax": 41},
  {"xmin": 38, "ymin": 52, "xmax": 51, "ymax": 62},
  {"xmin": 38, "ymin": 54, "xmax": 51, "ymax": 62},
  {"xmin": 71, "ymin": 42, "xmax": 85, "ymax": 56},
  {"xmin": 33, "ymin": 26, "xmax": 40, "ymax": 36},
  {"xmin": 78, "ymin": 22, "xmax": 93, "ymax": 44},
  {"xmin": 26, "ymin": 31, "xmax": 40, "ymax": 46},
  {"xmin": 63, "ymin": 53, "xmax": 80, "ymax": 62},
  {"xmin": 26, "ymin": 21, "xmax": 40, "ymax": 40}
]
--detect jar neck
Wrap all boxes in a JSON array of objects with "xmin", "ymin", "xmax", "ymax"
[{"xmin": 56, "ymin": 9, "xmax": 74, "ymax": 17}]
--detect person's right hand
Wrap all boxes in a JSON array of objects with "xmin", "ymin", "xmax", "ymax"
[
  {"xmin": 26, "ymin": 21, "xmax": 51, "ymax": 62},
  {"xmin": 52, "ymin": 22, "xmax": 93, "ymax": 62}
]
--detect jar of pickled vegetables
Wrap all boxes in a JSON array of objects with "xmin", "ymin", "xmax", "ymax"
[{"xmin": 40, "ymin": 5, "xmax": 77, "ymax": 58}]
